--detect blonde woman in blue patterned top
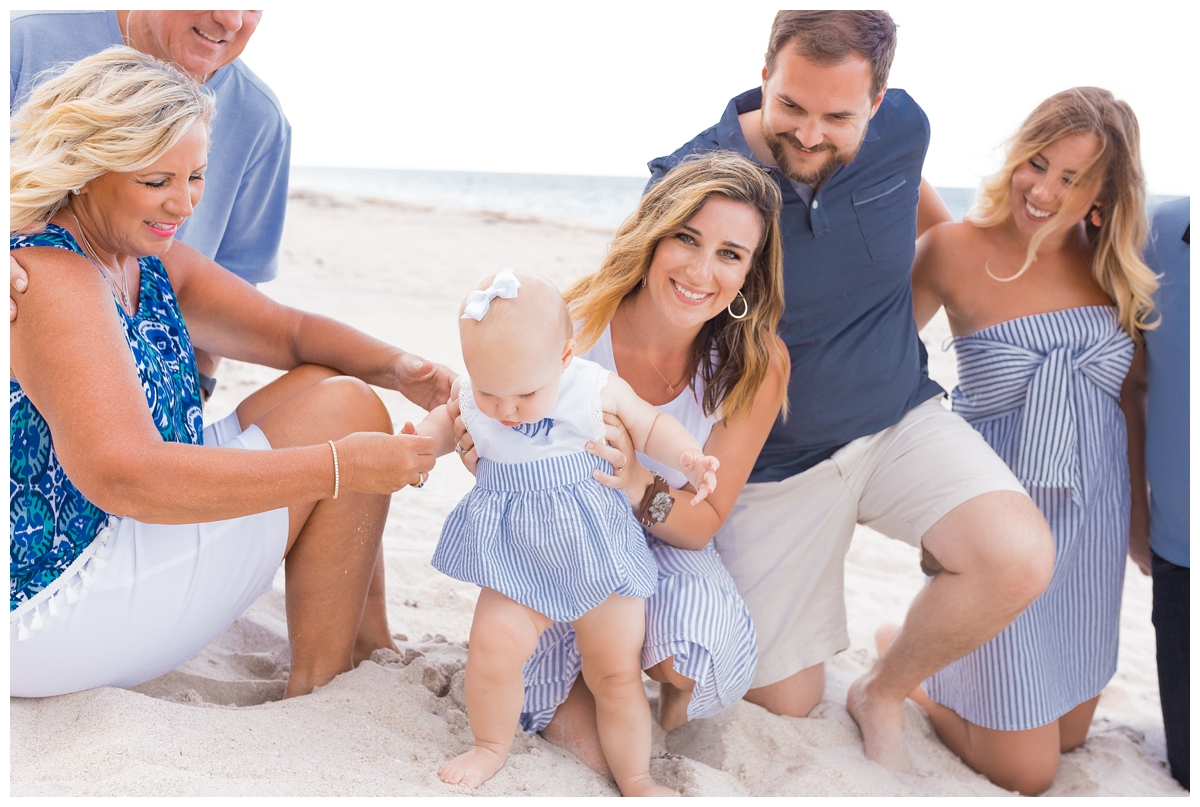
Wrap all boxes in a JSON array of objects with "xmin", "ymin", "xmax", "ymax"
[
  {"xmin": 907, "ymin": 87, "xmax": 1157, "ymax": 794},
  {"xmin": 10, "ymin": 48, "xmax": 453, "ymax": 699}
]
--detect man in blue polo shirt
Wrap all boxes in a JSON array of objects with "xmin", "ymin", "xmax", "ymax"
[
  {"xmin": 1126, "ymin": 197, "xmax": 1189, "ymax": 790},
  {"xmin": 649, "ymin": 11, "xmax": 1054, "ymax": 771},
  {"xmin": 10, "ymin": 10, "xmax": 290, "ymax": 396}
]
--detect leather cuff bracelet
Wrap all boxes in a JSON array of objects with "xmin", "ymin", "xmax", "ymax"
[{"xmin": 637, "ymin": 472, "xmax": 674, "ymax": 528}]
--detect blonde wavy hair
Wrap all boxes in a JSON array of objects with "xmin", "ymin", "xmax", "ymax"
[
  {"xmin": 566, "ymin": 151, "xmax": 788, "ymax": 422},
  {"xmin": 967, "ymin": 87, "xmax": 1157, "ymax": 338},
  {"xmin": 11, "ymin": 46, "xmax": 215, "ymax": 235}
]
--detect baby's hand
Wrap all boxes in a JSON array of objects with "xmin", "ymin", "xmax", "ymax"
[{"xmin": 680, "ymin": 450, "xmax": 719, "ymax": 505}]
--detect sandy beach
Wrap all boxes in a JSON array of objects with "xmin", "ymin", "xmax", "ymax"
[{"xmin": 10, "ymin": 191, "xmax": 1185, "ymax": 797}]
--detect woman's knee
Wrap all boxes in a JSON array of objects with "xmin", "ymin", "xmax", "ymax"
[
  {"xmin": 313, "ymin": 376, "xmax": 393, "ymax": 435},
  {"xmin": 993, "ymin": 757, "xmax": 1059, "ymax": 796}
]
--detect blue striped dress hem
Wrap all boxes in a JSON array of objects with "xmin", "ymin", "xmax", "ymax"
[{"xmin": 432, "ymin": 452, "xmax": 657, "ymax": 623}]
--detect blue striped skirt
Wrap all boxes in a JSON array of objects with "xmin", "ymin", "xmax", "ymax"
[
  {"xmin": 520, "ymin": 535, "xmax": 758, "ymax": 733},
  {"xmin": 431, "ymin": 452, "xmax": 657, "ymax": 623}
]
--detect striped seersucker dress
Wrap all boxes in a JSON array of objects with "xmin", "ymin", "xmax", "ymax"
[
  {"xmin": 431, "ymin": 358, "xmax": 658, "ymax": 623},
  {"xmin": 519, "ymin": 326, "xmax": 758, "ymax": 734},
  {"xmin": 923, "ymin": 306, "xmax": 1134, "ymax": 730}
]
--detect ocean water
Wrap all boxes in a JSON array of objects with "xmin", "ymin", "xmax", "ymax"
[{"xmin": 290, "ymin": 167, "xmax": 1176, "ymax": 229}]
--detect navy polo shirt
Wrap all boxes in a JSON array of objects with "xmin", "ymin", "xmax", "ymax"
[
  {"xmin": 649, "ymin": 87, "xmax": 943, "ymax": 483},
  {"xmin": 1143, "ymin": 197, "xmax": 1190, "ymax": 567}
]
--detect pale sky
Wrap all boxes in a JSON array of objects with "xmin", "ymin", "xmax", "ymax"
[{"xmin": 193, "ymin": 4, "xmax": 1194, "ymax": 196}]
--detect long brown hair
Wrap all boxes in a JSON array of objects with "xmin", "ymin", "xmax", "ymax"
[
  {"xmin": 566, "ymin": 151, "xmax": 788, "ymax": 421},
  {"xmin": 968, "ymin": 87, "xmax": 1157, "ymax": 338}
]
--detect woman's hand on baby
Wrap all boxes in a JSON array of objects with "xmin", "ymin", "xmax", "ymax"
[
  {"xmin": 587, "ymin": 412, "xmax": 649, "ymax": 494},
  {"xmin": 392, "ymin": 351, "xmax": 457, "ymax": 412},
  {"xmin": 679, "ymin": 450, "xmax": 719, "ymax": 505},
  {"xmin": 335, "ymin": 427, "xmax": 436, "ymax": 494},
  {"xmin": 445, "ymin": 395, "xmax": 479, "ymax": 475}
]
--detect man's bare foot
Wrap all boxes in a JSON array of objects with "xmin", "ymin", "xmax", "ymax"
[
  {"xmin": 618, "ymin": 773, "xmax": 679, "ymax": 797},
  {"xmin": 657, "ymin": 681, "xmax": 691, "ymax": 733},
  {"xmin": 438, "ymin": 745, "xmax": 507, "ymax": 788},
  {"xmin": 846, "ymin": 674, "xmax": 916, "ymax": 773}
]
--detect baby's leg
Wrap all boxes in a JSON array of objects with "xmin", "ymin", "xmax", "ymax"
[
  {"xmin": 439, "ymin": 587, "xmax": 551, "ymax": 789},
  {"xmin": 573, "ymin": 594, "xmax": 677, "ymax": 797}
]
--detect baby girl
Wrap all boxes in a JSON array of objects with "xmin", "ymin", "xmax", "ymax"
[{"xmin": 416, "ymin": 269, "xmax": 718, "ymax": 796}]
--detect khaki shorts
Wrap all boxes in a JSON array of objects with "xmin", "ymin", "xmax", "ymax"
[{"xmin": 713, "ymin": 397, "xmax": 1028, "ymax": 688}]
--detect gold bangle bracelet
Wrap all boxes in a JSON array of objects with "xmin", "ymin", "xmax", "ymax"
[{"xmin": 328, "ymin": 440, "xmax": 340, "ymax": 499}]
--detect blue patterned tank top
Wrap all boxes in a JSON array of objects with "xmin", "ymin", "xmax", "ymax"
[{"xmin": 9, "ymin": 223, "xmax": 204, "ymax": 610}]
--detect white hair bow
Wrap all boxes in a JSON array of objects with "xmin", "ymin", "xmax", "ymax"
[{"xmin": 461, "ymin": 267, "xmax": 521, "ymax": 321}]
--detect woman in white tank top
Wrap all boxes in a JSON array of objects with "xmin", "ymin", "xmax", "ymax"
[{"xmin": 453, "ymin": 153, "xmax": 790, "ymax": 771}]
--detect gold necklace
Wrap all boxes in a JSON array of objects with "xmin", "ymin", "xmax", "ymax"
[
  {"xmin": 622, "ymin": 302, "xmax": 687, "ymax": 396},
  {"xmin": 70, "ymin": 211, "xmax": 132, "ymax": 311}
]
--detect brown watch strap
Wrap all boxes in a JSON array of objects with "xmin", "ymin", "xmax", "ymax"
[{"xmin": 637, "ymin": 472, "xmax": 672, "ymax": 528}]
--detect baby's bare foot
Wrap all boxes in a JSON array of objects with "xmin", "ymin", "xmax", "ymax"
[
  {"xmin": 618, "ymin": 772, "xmax": 679, "ymax": 797},
  {"xmin": 438, "ymin": 745, "xmax": 506, "ymax": 789},
  {"xmin": 656, "ymin": 681, "xmax": 691, "ymax": 733}
]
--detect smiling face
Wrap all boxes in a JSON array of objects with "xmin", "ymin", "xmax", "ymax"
[
  {"xmin": 132, "ymin": 11, "xmax": 262, "ymax": 80},
  {"xmin": 76, "ymin": 120, "xmax": 207, "ymax": 256},
  {"xmin": 1009, "ymin": 132, "xmax": 1103, "ymax": 240},
  {"xmin": 760, "ymin": 47, "xmax": 883, "ymax": 187},
  {"xmin": 643, "ymin": 195, "xmax": 763, "ymax": 330}
]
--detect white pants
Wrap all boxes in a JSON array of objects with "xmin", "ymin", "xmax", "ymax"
[{"xmin": 10, "ymin": 412, "xmax": 289, "ymax": 698}]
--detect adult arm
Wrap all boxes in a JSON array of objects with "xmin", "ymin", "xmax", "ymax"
[
  {"xmin": 11, "ymin": 254, "xmax": 28, "ymax": 321},
  {"xmin": 164, "ymin": 241, "xmax": 455, "ymax": 410},
  {"xmin": 10, "ymin": 246, "xmax": 435, "ymax": 524},
  {"xmin": 592, "ymin": 339, "xmax": 789, "ymax": 550},
  {"xmin": 1121, "ymin": 343, "xmax": 1151, "ymax": 575},
  {"xmin": 911, "ymin": 221, "xmax": 950, "ymax": 331},
  {"xmin": 917, "ymin": 177, "xmax": 954, "ymax": 237}
]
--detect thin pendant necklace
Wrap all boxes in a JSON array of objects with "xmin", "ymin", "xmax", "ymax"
[
  {"xmin": 69, "ymin": 211, "xmax": 132, "ymax": 312},
  {"xmin": 622, "ymin": 301, "xmax": 686, "ymax": 396}
]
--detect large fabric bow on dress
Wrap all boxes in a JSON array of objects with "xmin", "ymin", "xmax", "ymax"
[{"xmin": 950, "ymin": 310, "xmax": 1133, "ymax": 508}]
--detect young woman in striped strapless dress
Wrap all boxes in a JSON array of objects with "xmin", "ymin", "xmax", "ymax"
[{"xmin": 906, "ymin": 88, "xmax": 1159, "ymax": 794}]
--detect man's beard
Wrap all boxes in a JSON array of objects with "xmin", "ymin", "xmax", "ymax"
[{"xmin": 763, "ymin": 126, "xmax": 865, "ymax": 188}]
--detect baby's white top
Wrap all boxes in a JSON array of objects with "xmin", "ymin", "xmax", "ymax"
[
  {"xmin": 580, "ymin": 325, "xmax": 720, "ymax": 490},
  {"xmin": 458, "ymin": 357, "xmax": 609, "ymax": 464}
]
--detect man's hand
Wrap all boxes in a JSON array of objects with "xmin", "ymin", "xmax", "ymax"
[
  {"xmin": 393, "ymin": 352, "xmax": 457, "ymax": 411},
  {"xmin": 11, "ymin": 254, "xmax": 29, "ymax": 322}
]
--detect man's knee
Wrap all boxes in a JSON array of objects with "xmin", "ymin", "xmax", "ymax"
[
  {"xmin": 926, "ymin": 491, "xmax": 1054, "ymax": 606},
  {"xmin": 743, "ymin": 663, "xmax": 825, "ymax": 717}
]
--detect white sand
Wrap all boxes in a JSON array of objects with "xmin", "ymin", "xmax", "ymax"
[{"xmin": 10, "ymin": 192, "xmax": 1184, "ymax": 796}]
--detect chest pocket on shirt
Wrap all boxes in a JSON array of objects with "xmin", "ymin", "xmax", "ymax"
[{"xmin": 852, "ymin": 174, "xmax": 915, "ymax": 262}]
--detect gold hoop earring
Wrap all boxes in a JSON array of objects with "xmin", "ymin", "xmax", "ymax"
[
  {"xmin": 727, "ymin": 290, "xmax": 749, "ymax": 320},
  {"xmin": 640, "ymin": 274, "xmax": 647, "ymax": 288}
]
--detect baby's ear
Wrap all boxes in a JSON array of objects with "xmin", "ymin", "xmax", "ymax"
[{"xmin": 561, "ymin": 337, "xmax": 576, "ymax": 367}]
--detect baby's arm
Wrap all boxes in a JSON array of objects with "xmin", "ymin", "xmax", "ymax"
[
  {"xmin": 600, "ymin": 374, "xmax": 719, "ymax": 504},
  {"xmin": 411, "ymin": 377, "xmax": 461, "ymax": 457}
]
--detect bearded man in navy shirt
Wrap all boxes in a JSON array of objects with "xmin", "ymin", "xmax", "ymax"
[{"xmin": 647, "ymin": 11, "xmax": 1054, "ymax": 771}]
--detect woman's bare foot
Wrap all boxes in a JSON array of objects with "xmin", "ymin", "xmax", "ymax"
[
  {"xmin": 618, "ymin": 772, "xmax": 679, "ymax": 797},
  {"xmin": 874, "ymin": 623, "xmax": 900, "ymax": 655},
  {"xmin": 656, "ymin": 681, "xmax": 691, "ymax": 733},
  {"xmin": 438, "ymin": 745, "xmax": 507, "ymax": 789}
]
